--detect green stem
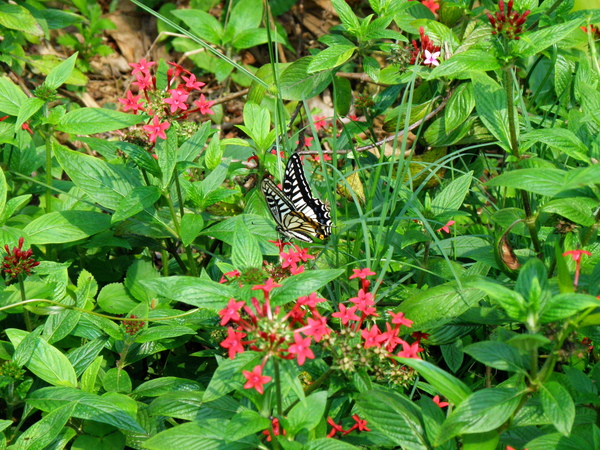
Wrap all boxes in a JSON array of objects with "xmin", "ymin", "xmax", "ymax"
[
  {"xmin": 283, "ymin": 368, "xmax": 334, "ymax": 415},
  {"xmin": 174, "ymin": 174, "xmax": 199, "ymax": 277},
  {"xmin": 44, "ymin": 133, "xmax": 53, "ymax": 214},
  {"xmin": 581, "ymin": 206, "xmax": 600, "ymax": 247},
  {"xmin": 0, "ymin": 298, "xmax": 199, "ymax": 322},
  {"xmin": 18, "ymin": 275, "xmax": 32, "ymax": 332},
  {"xmin": 273, "ymin": 359, "xmax": 283, "ymax": 417},
  {"xmin": 417, "ymin": 241, "xmax": 431, "ymax": 288},
  {"xmin": 504, "ymin": 67, "xmax": 542, "ymax": 257}
]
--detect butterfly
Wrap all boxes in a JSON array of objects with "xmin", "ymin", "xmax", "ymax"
[{"xmin": 262, "ymin": 153, "xmax": 332, "ymax": 242}]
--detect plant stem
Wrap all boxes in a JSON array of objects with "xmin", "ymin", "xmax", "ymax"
[
  {"xmin": 273, "ymin": 358, "xmax": 283, "ymax": 417},
  {"xmin": 504, "ymin": 67, "xmax": 542, "ymax": 257},
  {"xmin": 18, "ymin": 275, "xmax": 32, "ymax": 332},
  {"xmin": 581, "ymin": 206, "xmax": 600, "ymax": 247}
]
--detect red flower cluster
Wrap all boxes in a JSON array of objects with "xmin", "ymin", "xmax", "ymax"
[
  {"xmin": 327, "ymin": 414, "xmax": 371, "ymax": 438},
  {"xmin": 123, "ymin": 315, "xmax": 145, "ymax": 335},
  {"xmin": 119, "ymin": 59, "xmax": 215, "ymax": 143},
  {"xmin": 2, "ymin": 237, "xmax": 39, "ymax": 278},
  {"xmin": 487, "ymin": 0, "xmax": 530, "ymax": 40},
  {"xmin": 409, "ymin": 27, "xmax": 442, "ymax": 66}
]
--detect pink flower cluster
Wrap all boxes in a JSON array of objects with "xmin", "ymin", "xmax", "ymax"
[{"xmin": 118, "ymin": 59, "xmax": 215, "ymax": 143}]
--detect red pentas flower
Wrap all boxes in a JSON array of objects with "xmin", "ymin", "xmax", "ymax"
[
  {"xmin": 421, "ymin": 0, "xmax": 439, "ymax": 14},
  {"xmin": 118, "ymin": 90, "xmax": 144, "ymax": 113},
  {"xmin": 432, "ymin": 395, "xmax": 449, "ymax": 408},
  {"xmin": 163, "ymin": 89, "xmax": 189, "ymax": 113},
  {"xmin": 563, "ymin": 249, "xmax": 592, "ymax": 288},
  {"xmin": 242, "ymin": 364, "xmax": 272, "ymax": 394},
  {"xmin": 313, "ymin": 116, "xmax": 328, "ymax": 131},
  {"xmin": 194, "ymin": 94, "xmax": 215, "ymax": 115},
  {"xmin": 397, "ymin": 340, "xmax": 424, "ymax": 360},
  {"xmin": 3, "ymin": 237, "xmax": 39, "ymax": 278},
  {"xmin": 129, "ymin": 58, "xmax": 155, "ymax": 76},
  {"xmin": 218, "ymin": 298, "xmax": 246, "ymax": 326},
  {"xmin": 220, "ymin": 327, "xmax": 247, "ymax": 359},
  {"xmin": 142, "ymin": 117, "xmax": 170, "ymax": 143},
  {"xmin": 287, "ymin": 332, "xmax": 315, "ymax": 365},
  {"xmin": 327, "ymin": 417, "xmax": 345, "ymax": 437},
  {"xmin": 343, "ymin": 414, "xmax": 371, "ymax": 435},
  {"xmin": 487, "ymin": 0, "xmax": 530, "ymax": 40},
  {"xmin": 437, "ymin": 220, "xmax": 455, "ymax": 233}
]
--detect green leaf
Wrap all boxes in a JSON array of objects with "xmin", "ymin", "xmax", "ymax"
[
  {"xmin": 516, "ymin": 19, "xmax": 585, "ymax": 57},
  {"xmin": 430, "ymin": 50, "xmax": 501, "ymax": 79},
  {"xmin": 436, "ymin": 388, "xmax": 521, "ymax": 444},
  {"xmin": 67, "ymin": 337, "xmax": 109, "ymax": 378},
  {"xmin": 330, "ymin": 0, "xmax": 361, "ymax": 31},
  {"xmin": 144, "ymin": 419, "xmax": 260, "ymax": 450},
  {"xmin": 522, "ymin": 128, "xmax": 589, "ymax": 162},
  {"xmin": 462, "ymin": 341, "xmax": 528, "ymax": 372},
  {"xmin": 156, "ymin": 126, "xmax": 178, "ymax": 189},
  {"xmin": 0, "ymin": 3, "xmax": 43, "ymax": 35},
  {"xmin": 0, "ymin": 76, "xmax": 28, "ymax": 116},
  {"xmin": 26, "ymin": 386, "xmax": 145, "ymax": 433},
  {"xmin": 13, "ymin": 401, "xmax": 77, "ymax": 450},
  {"xmin": 280, "ymin": 57, "xmax": 333, "ymax": 101},
  {"xmin": 112, "ymin": 186, "xmax": 161, "ymax": 223},
  {"xmin": 431, "ymin": 171, "xmax": 472, "ymax": 217},
  {"xmin": 333, "ymin": 75, "xmax": 352, "ymax": 116},
  {"xmin": 56, "ymin": 108, "xmax": 145, "ymax": 134},
  {"xmin": 485, "ymin": 168, "xmax": 566, "ymax": 197},
  {"xmin": 271, "ymin": 269, "xmax": 344, "ymax": 306},
  {"xmin": 304, "ymin": 440, "xmax": 362, "ymax": 449},
  {"xmin": 465, "ymin": 278, "xmax": 527, "ymax": 321},
  {"xmin": 400, "ymin": 277, "xmax": 488, "ymax": 330},
  {"xmin": 171, "ymin": 9, "xmax": 223, "ymax": 45},
  {"xmin": 203, "ymin": 352, "xmax": 261, "ymax": 402},
  {"xmin": 540, "ymin": 381, "xmax": 575, "ymax": 436},
  {"xmin": 24, "ymin": 211, "xmax": 112, "ymax": 245},
  {"xmin": 394, "ymin": 358, "xmax": 471, "ymax": 406},
  {"xmin": 355, "ymin": 389, "xmax": 429, "ymax": 449},
  {"xmin": 541, "ymin": 198, "xmax": 597, "ymax": 227},
  {"xmin": 307, "ymin": 45, "xmax": 357, "ymax": 73},
  {"xmin": 97, "ymin": 283, "xmax": 138, "ymax": 314},
  {"xmin": 539, "ymin": 293, "xmax": 600, "ymax": 324},
  {"xmin": 132, "ymin": 377, "xmax": 202, "ymax": 398},
  {"xmin": 232, "ymin": 216, "xmax": 262, "ymax": 270},
  {"xmin": 142, "ymin": 276, "xmax": 235, "ymax": 311},
  {"xmin": 134, "ymin": 325, "xmax": 196, "ymax": 344},
  {"xmin": 102, "ymin": 367, "xmax": 132, "ymax": 394},
  {"xmin": 287, "ymin": 391, "xmax": 328, "ymax": 435},
  {"xmin": 362, "ymin": 56, "xmax": 380, "ymax": 83},
  {"xmin": 445, "ymin": 83, "xmax": 475, "ymax": 133},
  {"xmin": 53, "ymin": 143, "xmax": 145, "ymax": 211},
  {"xmin": 6, "ymin": 328, "xmax": 78, "ymax": 388},
  {"xmin": 225, "ymin": 410, "xmax": 271, "ymax": 442},
  {"xmin": 472, "ymin": 72, "xmax": 511, "ymax": 151},
  {"xmin": 16, "ymin": 97, "xmax": 45, "ymax": 131},
  {"xmin": 180, "ymin": 214, "xmax": 205, "ymax": 247},
  {"xmin": 45, "ymin": 53, "xmax": 79, "ymax": 90}
]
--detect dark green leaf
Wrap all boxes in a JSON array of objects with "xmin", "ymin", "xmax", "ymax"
[
  {"xmin": 142, "ymin": 276, "xmax": 235, "ymax": 311},
  {"xmin": 540, "ymin": 381, "xmax": 575, "ymax": 436},
  {"xmin": 27, "ymin": 387, "xmax": 145, "ymax": 433},
  {"xmin": 56, "ymin": 108, "xmax": 145, "ymax": 134},
  {"xmin": 463, "ymin": 341, "xmax": 528, "ymax": 372},
  {"xmin": 24, "ymin": 211, "xmax": 112, "ymax": 245},
  {"xmin": 271, "ymin": 269, "xmax": 344, "ymax": 306}
]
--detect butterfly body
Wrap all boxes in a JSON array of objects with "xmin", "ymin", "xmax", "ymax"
[{"xmin": 261, "ymin": 154, "xmax": 332, "ymax": 242}]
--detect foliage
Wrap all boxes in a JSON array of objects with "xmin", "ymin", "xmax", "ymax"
[{"xmin": 0, "ymin": 0, "xmax": 600, "ymax": 449}]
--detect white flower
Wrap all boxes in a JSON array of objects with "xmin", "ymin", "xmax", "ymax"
[{"xmin": 424, "ymin": 50, "xmax": 441, "ymax": 67}]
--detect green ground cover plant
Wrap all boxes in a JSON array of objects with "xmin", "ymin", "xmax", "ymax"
[{"xmin": 0, "ymin": 0, "xmax": 600, "ymax": 449}]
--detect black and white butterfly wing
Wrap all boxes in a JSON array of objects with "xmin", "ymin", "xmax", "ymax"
[
  {"xmin": 282, "ymin": 153, "xmax": 332, "ymax": 236},
  {"xmin": 261, "ymin": 178, "xmax": 322, "ymax": 243}
]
